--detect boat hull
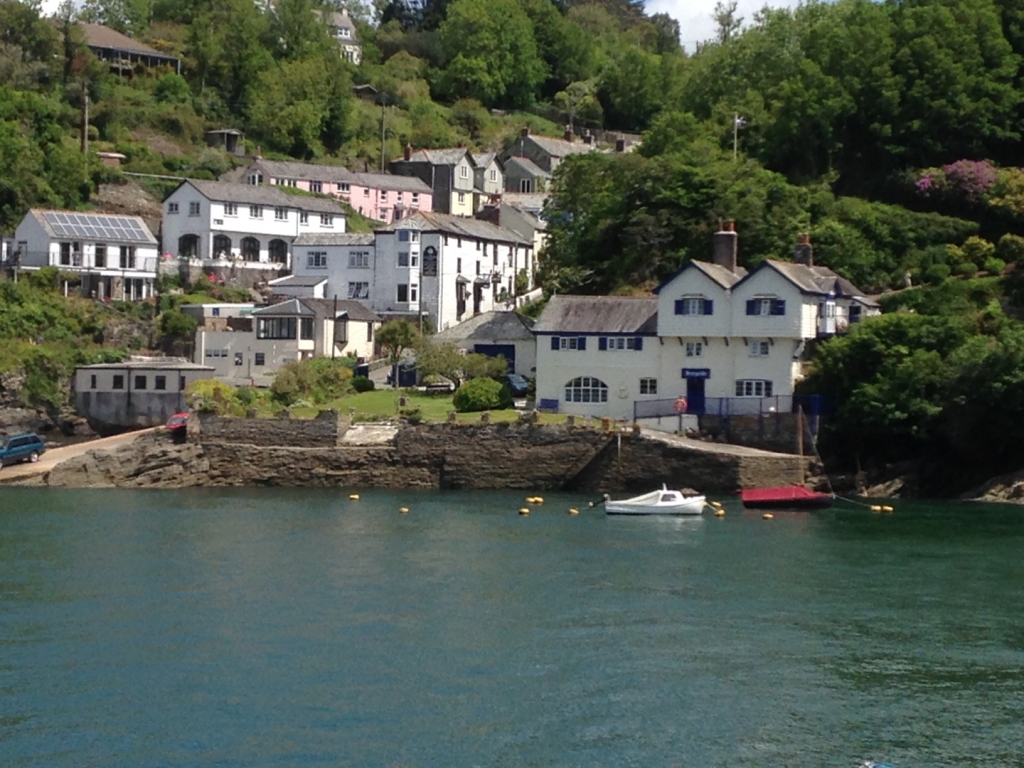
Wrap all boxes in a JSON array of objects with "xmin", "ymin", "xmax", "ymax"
[
  {"xmin": 741, "ymin": 486, "xmax": 832, "ymax": 510},
  {"xmin": 605, "ymin": 497, "xmax": 706, "ymax": 516}
]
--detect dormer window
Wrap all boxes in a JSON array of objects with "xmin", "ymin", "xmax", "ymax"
[
  {"xmin": 339, "ymin": 27, "xmax": 351, "ymax": 38},
  {"xmin": 674, "ymin": 296, "xmax": 712, "ymax": 315},
  {"xmin": 746, "ymin": 298, "xmax": 786, "ymax": 316}
]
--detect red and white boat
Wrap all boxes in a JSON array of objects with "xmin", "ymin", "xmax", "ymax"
[{"xmin": 740, "ymin": 485, "xmax": 832, "ymax": 510}]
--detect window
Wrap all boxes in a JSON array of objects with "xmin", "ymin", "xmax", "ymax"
[
  {"xmin": 340, "ymin": 183, "xmax": 350, "ymax": 193},
  {"xmin": 367, "ymin": 322, "xmax": 374, "ymax": 342},
  {"xmin": 380, "ymin": 190, "xmax": 388, "ymax": 201},
  {"xmin": 168, "ymin": 202, "xmax": 179, "ymax": 214},
  {"xmin": 134, "ymin": 375, "xmax": 147, "ymax": 390},
  {"xmin": 255, "ymin": 353, "xmax": 265, "ymax": 366},
  {"xmin": 154, "ymin": 375, "xmax": 167, "ymax": 391},
  {"xmin": 398, "ymin": 230, "xmax": 411, "ymax": 242},
  {"xmin": 95, "ymin": 244, "xmax": 106, "ymax": 268},
  {"xmin": 411, "ymin": 252, "xmax": 419, "ymax": 267},
  {"xmin": 311, "ymin": 181, "xmax": 322, "ymax": 194},
  {"xmin": 348, "ymin": 281, "xmax": 369, "ymax": 299},
  {"xmin": 457, "ymin": 258, "xmax": 462, "ymax": 273},
  {"xmin": 685, "ymin": 341, "xmax": 703, "ymax": 357},
  {"xmin": 398, "ymin": 252, "xmax": 409, "ymax": 267},
  {"xmin": 250, "ymin": 205, "xmax": 263, "ymax": 218},
  {"xmin": 735, "ymin": 379, "xmax": 773, "ymax": 398},
  {"xmin": 90, "ymin": 374, "xmax": 97, "ymax": 389},
  {"xmin": 397, "ymin": 284, "xmax": 409, "ymax": 302},
  {"xmin": 349, "ymin": 251, "xmax": 369, "ymax": 268},
  {"xmin": 640, "ymin": 378, "xmax": 657, "ymax": 395},
  {"xmin": 565, "ymin": 376, "xmax": 608, "ymax": 403},
  {"xmin": 600, "ymin": 337, "xmax": 642, "ymax": 351},
  {"xmin": 247, "ymin": 173, "xmax": 263, "ymax": 185},
  {"xmin": 489, "ymin": 169, "xmax": 497, "ymax": 181},
  {"xmin": 224, "ymin": 203, "xmax": 237, "ymax": 216},
  {"xmin": 299, "ymin": 212, "xmax": 308, "ymax": 225},
  {"xmin": 519, "ymin": 179, "xmax": 533, "ymax": 193},
  {"xmin": 379, "ymin": 210, "xmax": 388, "ymax": 221},
  {"xmin": 363, "ymin": 188, "xmax": 370, "ymax": 197},
  {"xmin": 410, "ymin": 231, "xmax": 419, "ymax": 243},
  {"xmin": 234, "ymin": 353, "xmax": 243, "ymax": 366},
  {"xmin": 674, "ymin": 297, "xmax": 712, "ymax": 316},
  {"xmin": 188, "ymin": 201, "xmax": 201, "ymax": 216},
  {"xmin": 212, "ymin": 308, "xmax": 221, "ymax": 317},
  {"xmin": 397, "ymin": 191, "xmax": 403, "ymax": 202},
  {"xmin": 60, "ymin": 242, "xmax": 71, "ymax": 266},
  {"xmin": 746, "ymin": 298, "xmax": 785, "ymax": 316},
  {"xmin": 423, "ymin": 247, "xmax": 438, "ymax": 276},
  {"xmin": 274, "ymin": 207, "xmax": 287, "ymax": 221},
  {"xmin": 412, "ymin": 193, "xmax": 419, "ymax": 206},
  {"xmin": 300, "ymin": 317, "xmax": 314, "ymax": 340},
  {"xmin": 559, "ymin": 337, "xmax": 579, "ymax": 350},
  {"xmin": 119, "ymin": 246, "xmax": 136, "ymax": 269},
  {"xmin": 339, "ymin": 27, "xmax": 351, "ymax": 38},
  {"xmin": 256, "ymin": 317, "xmax": 297, "ymax": 339},
  {"xmin": 307, "ymin": 251, "xmax": 327, "ymax": 269},
  {"xmin": 457, "ymin": 192, "xmax": 466, "ymax": 205},
  {"xmin": 321, "ymin": 214, "xmax": 334, "ymax": 227},
  {"xmin": 748, "ymin": 340, "xmax": 770, "ymax": 356},
  {"xmin": 460, "ymin": 165, "xmax": 469, "ymax": 178},
  {"xmin": 410, "ymin": 284, "xmax": 418, "ymax": 302}
]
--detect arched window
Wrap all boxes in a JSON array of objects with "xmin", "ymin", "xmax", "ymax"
[
  {"xmin": 212, "ymin": 234, "xmax": 232, "ymax": 258},
  {"xmin": 565, "ymin": 377, "xmax": 608, "ymax": 404},
  {"xmin": 241, "ymin": 237, "xmax": 260, "ymax": 261},
  {"xmin": 268, "ymin": 238, "xmax": 288, "ymax": 263}
]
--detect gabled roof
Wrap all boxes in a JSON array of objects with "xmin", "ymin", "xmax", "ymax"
[
  {"xmin": 251, "ymin": 159, "xmax": 356, "ymax": 184},
  {"xmin": 178, "ymin": 180, "xmax": 345, "ymax": 214},
  {"xmin": 503, "ymin": 156, "xmax": 551, "ymax": 179},
  {"xmin": 527, "ymin": 135, "xmax": 595, "ymax": 159},
  {"xmin": 402, "ymin": 148, "xmax": 472, "ymax": 166},
  {"xmin": 471, "ymin": 152, "xmax": 497, "ymax": 167},
  {"xmin": 734, "ymin": 259, "xmax": 872, "ymax": 300},
  {"xmin": 384, "ymin": 211, "xmax": 530, "ymax": 245},
  {"xmin": 268, "ymin": 274, "xmax": 328, "ymax": 288},
  {"xmin": 252, "ymin": 298, "xmax": 316, "ymax": 317},
  {"xmin": 293, "ymin": 232, "xmax": 375, "ymax": 247},
  {"xmin": 79, "ymin": 22, "xmax": 173, "ymax": 58},
  {"xmin": 653, "ymin": 259, "xmax": 747, "ymax": 294},
  {"xmin": 501, "ymin": 192, "xmax": 548, "ymax": 213},
  {"xmin": 353, "ymin": 172, "xmax": 431, "ymax": 193},
  {"xmin": 433, "ymin": 310, "xmax": 535, "ymax": 343},
  {"xmin": 300, "ymin": 298, "xmax": 381, "ymax": 322},
  {"xmin": 26, "ymin": 209, "xmax": 157, "ymax": 245},
  {"xmin": 533, "ymin": 295, "xmax": 658, "ymax": 334}
]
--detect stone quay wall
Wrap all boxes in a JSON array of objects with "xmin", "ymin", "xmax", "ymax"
[
  {"xmin": 697, "ymin": 413, "xmax": 816, "ymax": 455},
  {"xmin": 197, "ymin": 410, "xmax": 349, "ymax": 448}
]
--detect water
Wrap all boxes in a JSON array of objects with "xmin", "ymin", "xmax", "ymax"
[{"xmin": 2, "ymin": 489, "xmax": 1024, "ymax": 767}]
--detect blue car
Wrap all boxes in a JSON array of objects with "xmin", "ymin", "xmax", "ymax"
[
  {"xmin": 505, "ymin": 373, "xmax": 530, "ymax": 397},
  {"xmin": 0, "ymin": 433, "xmax": 46, "ymax": 469}
]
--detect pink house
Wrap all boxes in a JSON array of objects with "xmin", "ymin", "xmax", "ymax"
[{"xmin": 237, "ymin": 158, "xmax": 432, "ymax": 224}]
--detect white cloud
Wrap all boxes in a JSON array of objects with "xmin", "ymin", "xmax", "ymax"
[{"xmin": 645, "ymin": 0, "xmax": 800, "ymax": 53}]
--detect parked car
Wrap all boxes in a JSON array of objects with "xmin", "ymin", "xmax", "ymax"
[
  {"xmin": 0, "ymin": 432, "xmax": 46, "ymax": 469},
  {"xmin": 504, "ymin": 373, "xmax": 530, "ymax": 398},
  {"xmin": 166, "ymin": 413, "xmax": 189, "ymax": 431}
]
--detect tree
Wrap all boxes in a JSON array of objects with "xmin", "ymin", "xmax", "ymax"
[
  {"xmin": 376, "ymin": 319, "xmax": 419, "ymax": 387},
  {"xmin": 79, "ymin": 0, "xmax": 153, "ymax": 36},
  {"xmin": 553, "ymin": 79, "xmax": 600, "ymax": 133},
  {"xmin": 434, "ymin": 0, "xmax": 547, "ymax": 109},
  {"xmin": 713, "ymin": 0, "xmax": 742, "ymax": 43},
  {"xmin": 416, "ymin": 339, "xmax": 508, "ymax": 388}
]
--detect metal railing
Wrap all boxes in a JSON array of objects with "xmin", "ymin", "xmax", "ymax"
[{"xmin": 634, "ymin": 394, "xmax": 829, "ymax": 420}]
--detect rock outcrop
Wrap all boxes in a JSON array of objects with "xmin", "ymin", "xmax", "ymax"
[
  {"xmin": 46, "ymin": 432, "xmax": 209, "ymax": 488},
  {"xmin": 961, "ymin": 469, "xmax": 1024, "ymax": 504}
]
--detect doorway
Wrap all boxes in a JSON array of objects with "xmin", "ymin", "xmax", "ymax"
[{"xmin": 686, "ymin": 377, "xmax": 705, "ymax": 415}]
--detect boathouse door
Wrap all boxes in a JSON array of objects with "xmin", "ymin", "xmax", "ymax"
[{"xmin": 686, "ymin": 377, "xmax": 705, "ymax": 415}]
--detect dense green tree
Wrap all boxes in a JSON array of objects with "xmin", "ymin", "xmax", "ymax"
[{"xmin": 79, "ymin": 0, "xmax": 153, "ymax": 36}]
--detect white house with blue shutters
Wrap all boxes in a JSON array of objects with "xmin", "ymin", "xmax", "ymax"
[{"xmin": 533, "ymin": 227, "xmax": 880, "ymax": 420}]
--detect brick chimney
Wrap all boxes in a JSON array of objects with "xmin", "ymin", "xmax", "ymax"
[
  {"xmin": 793, "ymin": 233, "xmax": 813, "ymax": 266},
  {"xmin": 403, "ymin": 143, "xmax": 412, "ymax": 161},
  {"xmin": 563, "ymin": 124, "xmax": 573, "ymax": 142},
  {"xmin": 713, "ymin": 220, "xmax": 738, "ymax": 273}
]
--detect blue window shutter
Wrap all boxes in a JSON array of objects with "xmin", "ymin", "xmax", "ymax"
[
  {"xmin": 746, "ymin": 299, "xmax": 756, "ymax": 315},
  {"xmin": 577, "ymin": 336, "xmax": 586, "ymax": 350},
  {"xmin": 550, "ymin": 336, "xmax": 559, "ymax": 350},
  {"xmin": 772, "ymin": 299, "xmax": 786, "ymax": 315},
  {"xmin": 634, "ymin": 336, "xmax": 643, "ymax": 350},
  {"xmin": 598, "ymin": 337, "xmax": 607, "ymax": 351},
  {"xmin": 674, "ymin": 299, "xmax": 684, "ymax": 315},
  {"xmin": 704, "ymin": 299, "xmax": 713, "ymax": 315}
]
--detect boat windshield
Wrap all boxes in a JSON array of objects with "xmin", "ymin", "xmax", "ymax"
[{"xmin": 660, "ymin": 494, "xmax": 677, "ymax": 503}]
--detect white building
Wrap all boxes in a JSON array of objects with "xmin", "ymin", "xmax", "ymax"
[
  {"xmin": 11, "ymin": 209, "xmax": 159, "ymax": 300},
  {"xmin": 534, "ymin": 226, "xmax": 880, "ymax": 420},
  {"xmin": 161, "ymin": 180, "xmax": 347, "ymax": 271},
  {"xmin": 194, "ymin": 297, "xmax": 381, "ymax": 387},
  {"xmin": 268, "ymin": 232, "xmax": 375, "ymax": 300}
]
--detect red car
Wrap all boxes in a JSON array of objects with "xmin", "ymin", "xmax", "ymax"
[{"xmin": 166, "ymin": 413, "xmax": 189, "ymax": 431}]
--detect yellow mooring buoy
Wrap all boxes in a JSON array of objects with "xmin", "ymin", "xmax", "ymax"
[
  {"xmin": 870, "ymin": 505, "xmax": 882, "ymax": 512},
  {"xmin": 715, "ymin": 509, "xmax": 726, "ymax": 517},
  {"xmin": 349, "ymin": 494, "xmax": 360, "ymax": 500},
  {"xmin": 399, "ymin": 507, "xmax": 409, "ymax": 514},
  {"xmin": 762, "ymin": 513, "xmax": 775, "ymax": 520},
  {"xmin": 568, "ymin": 508, "xmax": 580, "ymax": 516},
  {"xmin": 882, "ymin": 505, "xmax": 894, "ymax": 513},
  {"xmin": 519, "ymin": 508, "xmax": 531, "ymax": 516}
]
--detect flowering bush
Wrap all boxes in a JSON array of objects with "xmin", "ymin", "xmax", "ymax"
[{"xmin": 915, "ymin": 159, "xmax": 998, "ymax": 204}]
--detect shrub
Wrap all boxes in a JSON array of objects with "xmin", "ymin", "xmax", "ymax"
[
  {"xmin": 185, "ymin": 379, "xmax": 243, "ymax": 415},
  {"xmin": 153, "ymin": 73, "xmax": 191, "ymax": 104},
  {"xmin": 996, "ymin": 233, "xmax": 1024, "ymax": 265},
  {"xmin": 160, "ymin": 309, "xmax": 197, "ymax": 340},
  {"xmin": 453, "ymin": 377, "xmax": 513, "ymax": 412},
  {"xmin": 924, "ymin": 263, "xmax": 951, "ymax": 284},
  {"xmin": 351, "ymin": 375, "xmax": 375, "ymax": 392},
  {"xmin": 961, "ymin": 236, "xmax": 995, "ymax": 265},
  {"xmin": 954, "ymin": 261, "xmax": 978, "ymax": 277},
  {"xmin": 271, "ymin": 357, "xmax": 354, "ymax": 405},
  {"xmin": 983, "ymin": 257, "xmax": 1006, "ymax": 275},
  {"xmin": 399, "ymin": 406, "xmax": 423, "ymax": 424}
]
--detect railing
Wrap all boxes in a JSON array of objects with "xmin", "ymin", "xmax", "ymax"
[{"xmin": 634, "ymin": 394, "xmax": 830, "ymax": 420}]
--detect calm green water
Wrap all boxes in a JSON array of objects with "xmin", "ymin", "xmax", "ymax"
[{"xmin": 1, "ymin": 489, "xmax": 1023, "ymax": 766}]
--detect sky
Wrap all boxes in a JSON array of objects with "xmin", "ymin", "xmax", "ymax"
[{"xmin": 38, "ymin": 0, "xmax": 796, "ymax": 53}]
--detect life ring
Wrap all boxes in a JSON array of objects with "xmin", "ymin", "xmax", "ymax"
[{"xmin": 673, "ymin": 397, "xmax": 688, "ymax": 414}]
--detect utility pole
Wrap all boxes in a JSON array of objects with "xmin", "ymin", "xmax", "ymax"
[
  {"xmin": 733, "ymin": 112, "xmax": 738, "ymax": 161},
  {"xmin": 81, "ymin": 79, "xmax": 89, "ymax": 156},
  {"xmin": 379, "ymin": 98, "xmax": 386, "ymax": 173}
]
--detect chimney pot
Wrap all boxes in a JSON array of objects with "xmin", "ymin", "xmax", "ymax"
[
  {"xmin": 794, "ymin": 233, "xmax": 814, "ymax": 266},
  {"xmin": 713, "ymin": 223, "xmax": 739, "ymax": 274},
  {"xmin": 403, "ymin": 143, "xmax": 412, "ymax": 161}
]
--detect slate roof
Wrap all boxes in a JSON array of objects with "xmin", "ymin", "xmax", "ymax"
[
  {"xmin": 471, "ymin": 152, "xmax": 497, "ymax": 167},
  {"xmin": 533, "ymin": 295, "xmax": 658, "ymax": 334},
  {"xmin": 403, "ymin": 148, "xmax": 471, "ymax": 166},
  {"xmin": 252, "ymin": 298, "xmax": 316, "ymax": 316},
  {"xmin": 268, "ymin": 275, "xmax": 328, "ymax": 287},
  {"xmin": 79, "ymin": 22, "xmax": 172, "ymax": 58},
  {"xmin": 504, "ymin": 156, "xmax": 551, "ymax": 179},
  {"xmin": 387, "ymin": 211, "xmax": 530, "ymax": 245},
  {"xmin": 293, "ymin": 232, "xmax": 375, "ymax": 247},
  {"xmin": 433, "ymin": 311, "xmax": 535, "ymax": 343},
  {"xmin": 300, "ymin": 298, "xmax": 381, "ymax": 322},
  {"xmin": 501, "ymin": 192, "xmax": 548, "ymax": 213},
  {"xmin": 252, "ymin": 159, "xmax": 356, "ymax": 184},
  {"xmin": 78, "ymin": 356, "xmax": 212, "ymax": 370},
  {"xmin": 653, "ymin": 259, "xmax": 747, "ymax": 293},
  {"xmin": 182, "ymin": 180, "xmax": 345, "ymax": 214},
  {"xmin": 527, "ymin": 135, "xmax": 595, "ymax": 159},
  {"xmin": 353, "ymin": 172, "xmax": 431, "ymax": 193},
  {"xmin": 744, "ymin": 260, "xmax": 875, "ymax": 303}
]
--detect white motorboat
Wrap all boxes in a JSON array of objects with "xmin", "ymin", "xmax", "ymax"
[{"xmin": 603, "ymin": 485, "xmax": 707, "ymax": 516}]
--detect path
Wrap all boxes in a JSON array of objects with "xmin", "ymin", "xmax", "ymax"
[{"xmin": 0, "ymin": 428, "xmax": 161, "ymax": 483}]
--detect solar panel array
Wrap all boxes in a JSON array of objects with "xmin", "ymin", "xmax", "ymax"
[{"xmin": 42, "ymin": 212, "xmax": 151, "ymax": 243}]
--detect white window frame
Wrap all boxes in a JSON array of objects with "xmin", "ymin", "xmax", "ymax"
[
  {"xmin": 559, "ymin": 337, "xmax": 579, "ymax": 350},
  {"xmin": 457, "ymin": 192, "xmax": 466, "ymax": 204},
  {"xmin": 348, "ymin": 281, "xmax": 369, "ymax": 299},
  {"xmin": 306, "ymin": 251, "xmax": 327, "ymax": 269},
  {"xmin": 274, "ymin": 207, "xmax": 288, "ymax": 221},
  {"xmin": 755, "ymin": 298, "xmax": 773, "ymax": 316},
  {"xmin": 735, "ymin": 379, "xmax": 773, "ymax": 398},
  {"xmin": 167, "ymin": 202, "xmax": 179, "ymax": 214},
  {"xmin": 250, "ymin": 205, "xmax": 262, "ymax": 219},
  {"xmin": 188, "ymin": 201, "xmax": 201, "ymax": 216},
  {"xmin": 640, "ymin": 378, "xmax": 657, "ymax": 395},
  {"xmin": 748, "ymin": 340, "xmax": 770, "ymax": 357},
  {"xmin": 320, "ymin": 214, "xmax": 334, "ymax": 227},
  {"xmin": 348, "ymin": 251, "xmax": 369, "ymax": 268},
  {"xmin": 564, "ymin": 376, "xmax": 608, "ymax": 404},
  {"xmin": 299, "ymin": 212, "xmax": 308, "ymax": 225},
  {"xmin": 489, "ymin": 169, "xmax": 497, "ymax": 181},
  {"xmin": 460, "ymin": 165, "xmax": 469, "ymax": 179},
  {"xmin": 680, "ymin": 297, "xmax": 704, "ymax": 315},
  {"xmin": 685, "ymin": 341, "xmax": 703, "ymax": 357},
  {"xmin": 310, "ymin": 181, "xmax": 322, "ymax": 194},
  {"xmin": 224, "ymin": 203, "xmax": 237, "ymax": 217}
]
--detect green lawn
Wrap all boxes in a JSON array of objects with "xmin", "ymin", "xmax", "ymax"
[{"xmin": 289, "ymin": 388, "xmax": 568, "ymax": 425}]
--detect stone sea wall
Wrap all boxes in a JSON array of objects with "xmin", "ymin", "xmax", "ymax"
[
  {"xmin": 197, "ymin": 409, "xmax": 348, "ymax": 448},
  {"xmin": 41, "ymin": 418, "xmax": 806, "ymax": 493}
]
